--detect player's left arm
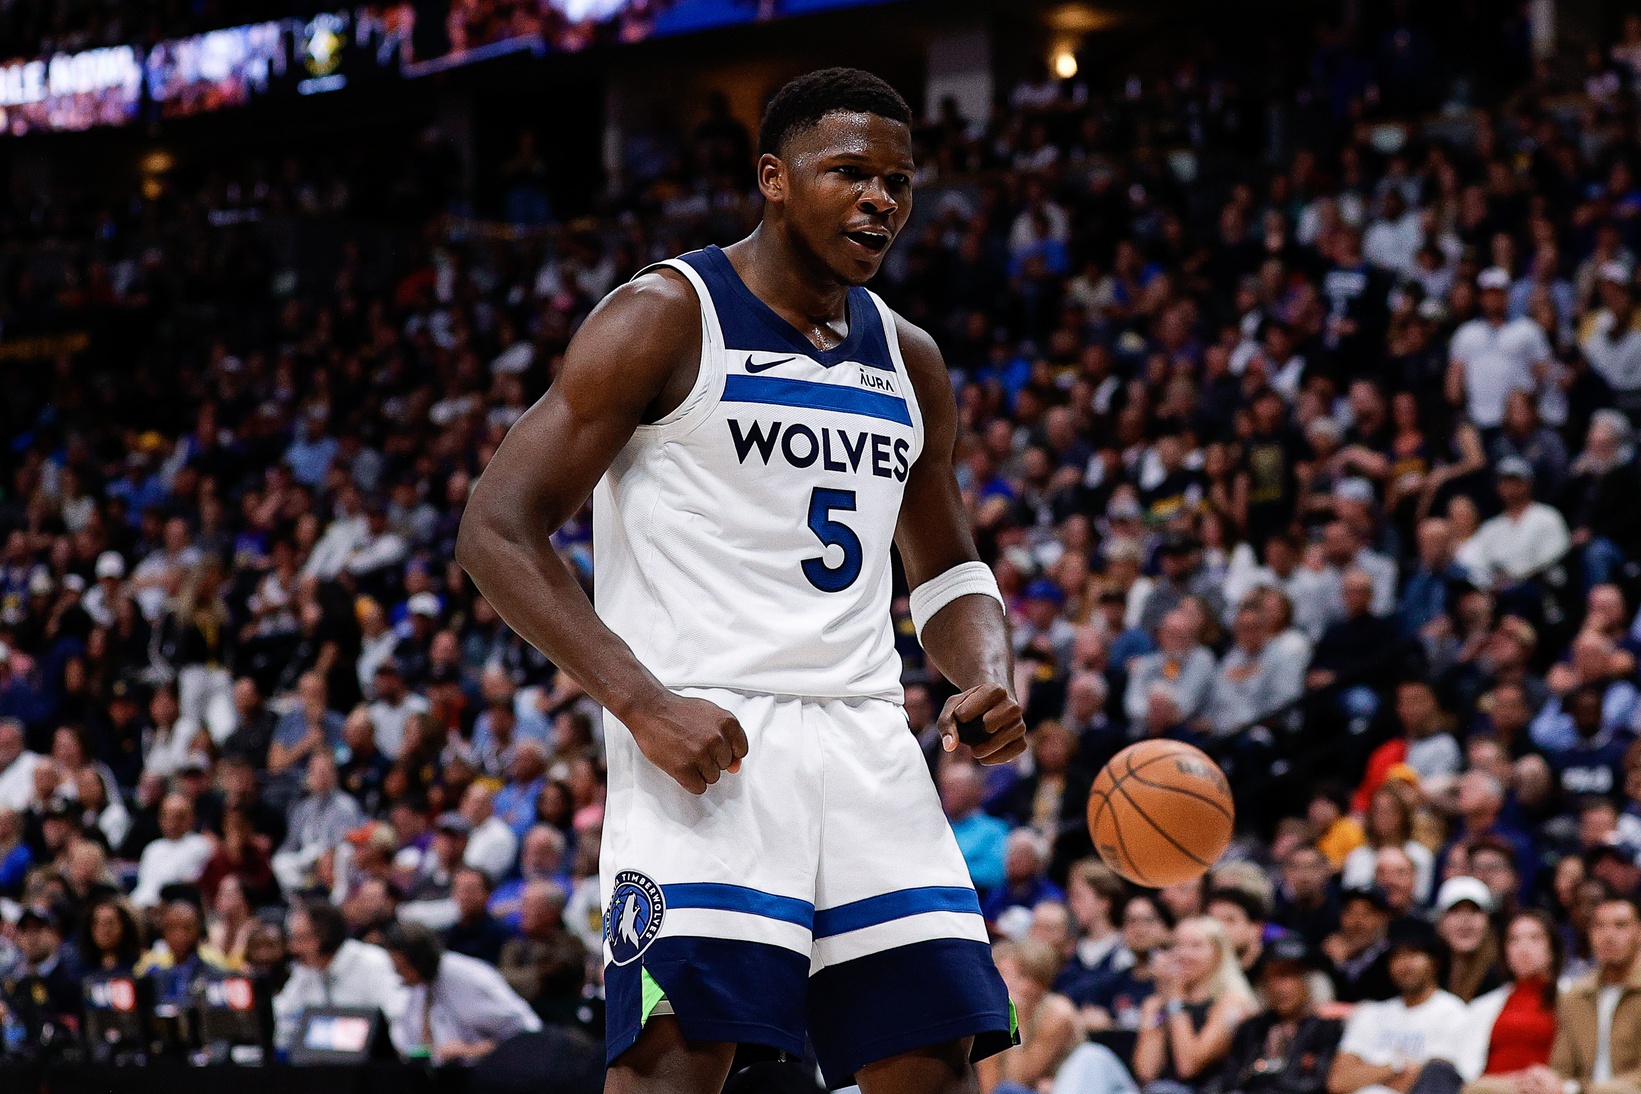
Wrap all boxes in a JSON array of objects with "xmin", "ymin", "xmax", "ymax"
[{"xmin": 892, "ymin": 313, "xmax": 1027, "ymax": 767}]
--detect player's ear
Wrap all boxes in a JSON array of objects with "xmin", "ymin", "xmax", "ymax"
[{"xmin": 756, "ymin": 153, "xmax": 786, "ymax": 204}]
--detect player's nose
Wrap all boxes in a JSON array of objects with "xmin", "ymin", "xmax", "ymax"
[{"xmin": 859, "ymin": 179, "xmax": 896, "ymax": 215}]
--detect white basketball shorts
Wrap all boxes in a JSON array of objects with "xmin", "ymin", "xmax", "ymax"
[{"xmin": 600, "ymin": 687, "xmax": 1015, "ymax": 1086}]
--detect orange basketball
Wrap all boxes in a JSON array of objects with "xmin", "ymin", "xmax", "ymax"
[{"xmin": 1087, "ymin": 739, "xmax": 1235, "ymax": 888}]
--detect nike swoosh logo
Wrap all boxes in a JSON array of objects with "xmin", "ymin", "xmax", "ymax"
[{"xmin": 744, "ymin": 355, "xmax": 798, "ymax": 373}]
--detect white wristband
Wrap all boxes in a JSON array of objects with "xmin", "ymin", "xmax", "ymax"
[{"xmin": 909, "ymin": 561, "xmax": 1005, "ymax": 638}]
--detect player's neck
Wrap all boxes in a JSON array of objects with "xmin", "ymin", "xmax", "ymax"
[{"xmin": 729, "ymin": 227, "xmax": 851, "ymax": 346}]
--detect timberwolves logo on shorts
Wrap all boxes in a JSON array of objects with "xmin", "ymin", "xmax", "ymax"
[{"xmin": 605, "ymin": 870, "xmax": 665, "ymax": 966}]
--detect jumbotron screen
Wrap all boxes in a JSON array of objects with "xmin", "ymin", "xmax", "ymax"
[{"xmin": 0, "ymin": 0, "xmax": 892, "ymax": 133}]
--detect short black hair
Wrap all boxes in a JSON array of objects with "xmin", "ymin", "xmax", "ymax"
[
  {"xmin": 758, "ymin": 68, "xmax": 912, "ymax": 156},
  {"xmin": 1205, "ymin": 886, "xmax": 1269, "ymax": 924},
  {"xmin": 382, "ymin": 920, "xmax": 444, "ymax": 982},
  {"xmin": 298, "ymin": 898, "xmax": 349, "ymax": 957}
]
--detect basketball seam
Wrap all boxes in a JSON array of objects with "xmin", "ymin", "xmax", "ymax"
[
  {"xmin": 1122, "ymin": 768, "xmax": 1234, "ymax": 822},
  {"xmin": 1105, "ymin": 787, "xmax": 1153, "ymax": 887},
  {"xmin": 1112, "ymin": 779, "xmax": 1213, "ymax": 869}
]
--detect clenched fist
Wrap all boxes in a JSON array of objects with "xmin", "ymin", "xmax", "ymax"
[
  {"xmin": 938, "ymin": 682, "xmax": 1027, "ymax": 766},
  {"xmin": 629, "ymin": 694, "xmax": 749, "ymax": 794}
]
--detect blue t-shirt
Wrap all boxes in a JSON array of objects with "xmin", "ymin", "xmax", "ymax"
[{"xmin": 950, "ymin": 811, "xmax": 1010, "ymax": 893}]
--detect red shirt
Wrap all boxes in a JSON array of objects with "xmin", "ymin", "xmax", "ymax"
[
  {"xmin": 1485, "ymin": 979, "xmax": 1556, "ymax": 1074},
  {"xmin": 1352, "ymin": 739, "xmax": 1408, "ymax": 815}
]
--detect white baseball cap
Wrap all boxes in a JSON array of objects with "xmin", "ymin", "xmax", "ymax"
[
  {"xmin": 94, "ymin": 551, "xmax": 125, "ymax": 580},
  {"xmin": 1435, "ymin": 875, "xmax": 1493, "ymax": 913},
  {"xmin": 406, "ymin": 592, "xmax": 442, "ymax": 618},
  {"xmin": 1600, "ymin": 261, "xmax": 1633, "ymax": 286},
  {"xmin": 1477, "ymin": 267, "xmax": 1511, "ymax": 291}
]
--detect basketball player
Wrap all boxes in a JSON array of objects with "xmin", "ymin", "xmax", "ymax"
[{"xmin": 457, "ymin": 69, "xmax": 1025, "ymax": 1093}]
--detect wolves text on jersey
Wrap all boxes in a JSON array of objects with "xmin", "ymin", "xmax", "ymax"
[{"xmin": 727, "ymin": 419, "xmax": 910, "ymax": 481}]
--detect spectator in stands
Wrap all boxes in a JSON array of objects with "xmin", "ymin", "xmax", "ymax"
[
  {"xmin": 1578, "ymin": 267, "xmax": 1641, "ymax": 416},
  {"xmin": 979, "ymin": 938, "xmax": 1085, "ymax": 1092},
  {"xmin": 1465, "ymin": 460, "xmax": 1571, "ymax": 594},
  {"xmin": 497, "ymin": 880, "xmax": 586, "ymax": 1026},
  {"xmin": 1216, "ymin": 937, "xmax": 1343, "ymax": 1094},
  {"xmin": 1449, "ymin": 771, "xmax": 1535, "ymax": 896},
  {"xmin": 267, "ymin": 672, "xmax": 343, "ymax": 803},
  {"xmin": 1448, "ymin": 269, "xmax": 1551, "ymax": 440},
  {"xmin": 1125, "ymin": 608, "xmax": 1216, "ymax": 727},
  {"xmin": 0, "ymin": 719, "xmax": 41, "ymax": 812},
  {"xmin": 366, "ymin": 660, "xmax": 428, "ymax": 761},
  {"xmin": 1056, "ymin": 859, "xmax": 1130, "ymax": 1003},
  {"xmin": 1324, "ymin": 887, "xmax": 1395, "ymax": 1004},
  {"xmin": 1355, "ymin": 681, "xmax": 1461, "ymax": 817},
  {"xmin": 1527, "ymin": 896, "xmax": 1641, "ymax": 1094},
  {"xmin": 459, "ymin": 781, "xmax": 517, "ymax": 882},
  {"xmin": 1134, "ymin": 915, "xmax": 1258, "ymax": 1091},
  {"xmin": 443, "ymin": 865, "xmax": 511, "ymax": 964},
  {"xmin": 494, "ymin": 740, "xmax": 549, "ymax": 841},
  {"xmin": 1456, "ymin": 910, "xmax": 1562, "ymax": 1092},
  {"xmin": 272, "ymin": 752, "xmax": 363, "ymax": 894},
  {"xmin": 490, "ymin": 824, "xmax": 567, "ymax": 930},
  {"xmin": 383, "ymin": 921, "xmax": 541, "ymax": 1064},
  {"xmin": 1327, "ymin": 919, "xmax": 1469, "ymax": 1093},
  {"xmin": 1207, "ymin": 886, "xmax": 1277, "ymax": 980},
  {"xmin": 1375, "ymin": 847, "xmax": 1422, "ymax": 920},
  {"xmin": 338, "ymin": 706, "xmax": 391, "ymax": 817},
  {"xmin": 137, "ymin": 897, "xmax": 229, "ymax": 1004},
  {"xmin": 983, "ymin": 828, "xmax": 1065, "ymax": 925},
  {"xmin": 1559, "ymin": 410, "xmax": 1641, "ymax": 587},
  {"xmin": 1307, "ymin": 570, "xmax": 1402, "ymax": 733},
  {"xmin": 942, "ymin": 763, "xmax": 1008, "ymax": 892},
  {"xmin": 198, "ymin": 806, "xmax": 279, "ymax": 909},
  {"xmin": 1276, "ymin": 845, "xmax": 1340, "ymax": 950},
  {"xmin": 130, "ymin": 793, "xmax": 212, "ymax": 908},
  {"xmin": 1, "ymin": 904, "xmax": 81, "ymax": 1051},
  {"xmin": 273, "ymin": 898, "xmax": 404, "ymax": 1049},
  {"xmin": 1344, "ymin": 786, "xmax": 1436, "ymax": 904},
  {"xmin": 207, "ymin": 875, "xmax": 257, "ymax": 967},
  {"xmin": 1434, "ymin": 876, "xmax": 1506, "ymax": 1003},
  {"xmin": 78, "ymin": 898, "xmax": 143, "ymax": 975},
  {"xmin": 1076, "ymin": 892, "xmax": 1172, "ymax": 1032}
]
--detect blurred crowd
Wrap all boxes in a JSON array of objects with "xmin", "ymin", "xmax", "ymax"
[{"xmin": 5, "ymin": 0, "xmax": 1641, "ymax": 1090}]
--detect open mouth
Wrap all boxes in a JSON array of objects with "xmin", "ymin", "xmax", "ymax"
[{"xmin": 844, "ymin": 229, "xmax": 890, "ymax": 254}]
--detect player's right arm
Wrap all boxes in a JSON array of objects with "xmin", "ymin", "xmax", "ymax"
[{"xmin": 455, "ymin": 270, "xmax": 747, "ymax": 795}]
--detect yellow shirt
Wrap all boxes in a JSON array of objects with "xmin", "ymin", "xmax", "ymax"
[{"xmin": 1315, "ymin": 817, "xmax": 1366, "ymax": 868}]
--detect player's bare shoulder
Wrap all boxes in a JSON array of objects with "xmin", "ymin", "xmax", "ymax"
[{"xmin": 563, "ymin": 264, "xmax": 703, "ymax": 422}]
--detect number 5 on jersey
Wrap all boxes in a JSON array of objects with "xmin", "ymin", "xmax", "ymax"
[{"xmin": 803, "ymin": 487, "xmax": 862, "ymax": 592}]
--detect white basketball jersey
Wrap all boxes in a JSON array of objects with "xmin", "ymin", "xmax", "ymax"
[{"xmin": 592, "ymin": 245, "xmax": 924, "ymax": 702}]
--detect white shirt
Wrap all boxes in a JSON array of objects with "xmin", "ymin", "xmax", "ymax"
[
  {"xmin": 1595, "ymin": 984, "xmax": 1623, "ymax": 1082},
  {"xmin": 463, "ymin": 816, "xmax": 518, "ymax": 881},
  {"xmin": 356, "ymin": 631, "xmax": 400, "ymax": 698},
  {"xmin": 1339, "ymin": 989, "xmax": 1470, "ymax": 1083},
  {"xmin": 0, "ymin": 751, "xmax": 42, "ymax": 812},
  {"xmin": 1450, "ymin": 317, "xmax": 1551, "ymax": 429},
  {"xmin": 1363, "ymin": 212, "xmax": 1424, "ymax": 277},
  {"xmin": 1340, "ymin": 840, "xmax": 1435, "ymax": 903},
  {"xmin": 390, "ymin": 951, "xmax": 541, "ymax": 1059},
  {"xmin": 143, "ymin": 719, "xmax": 203, "ymax": 781},
  {"xmin": 1581, "ymin": 311, "xmax": 1641, "ymax": 394},
  {"xmin": 272, "ymin": 939, "xmax": 406, "ymax": 1048},
  {"xmin": 131, "ymin": 832, "xmax": 213, "ymax": 907},
  {"xmin": 1467, "ymin": 503, "xmax": 1571, "ymax": 585},
  {"xmin": 368, "ymin": 694, "xmax": 430, "ymax": 760},
  {"xmin": 302, "ymin": 514, "xmax": 368, "ymax": 581}
]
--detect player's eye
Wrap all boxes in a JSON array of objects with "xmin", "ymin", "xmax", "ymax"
[{"xmin": 888, "ymin": 174, "xmax": 910, "ymax": 188}]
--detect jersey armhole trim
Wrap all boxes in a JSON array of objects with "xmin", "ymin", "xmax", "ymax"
[
  {"xmin": 629, "ymin": 259, "xmax": 724, "ymax": 439},
  {"xmin": 868, "ymin": 291, "xmax": 925, "ymax": 461}
]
